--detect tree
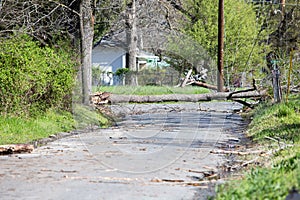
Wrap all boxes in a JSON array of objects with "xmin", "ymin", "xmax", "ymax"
[
  {"xmin": 80, "ymin": 0, "xmax": 94, "ymax": 105},
  {"xmin": 261, "ymin": 0, "xmax": 300, "ymax": 54},
  {"xmin": 92, "ymin": 0, "xmax": 183, "ymax": 86},
  {"xmin": 125, "ymin": 0, "xmax": 138, "ymax": 86},
  {"xmin": 0, "ymin": 0, "xmax": 95, "ymax": 105},
  {"xmin": 93, "ymin": 0, "xmax": 126, "ymax": 43},
  {"xmin": 0, "ymin": 0, "xmax": 80, "ymax": 45},
  {"xmin": 182, "ymin": 0, "xmax": 267, "ymax": 86}
]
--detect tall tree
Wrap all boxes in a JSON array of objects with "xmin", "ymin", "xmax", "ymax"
[
  {"xmin": 80, "ymin": 0, "xmax": 94, "ymax": 105},
  {"xmin": 0, "ymin": 0, "xmax": 80, "ymax": 45},
  {"xmin": 125, "ymin": 0, "xmax": 138, "ymax": 86},
  {"xmin": 182, "ymin": 0, "xmax": 267, "ymax": 85}
]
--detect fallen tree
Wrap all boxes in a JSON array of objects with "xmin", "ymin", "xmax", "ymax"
[
  {"xmin": 107, "ymin": 90, "xmax": 267, "ymax": 104},
  {"xmin": 91, "ymin": 79, "xmax": 266, "ymax": 105},
  {"xmin": 175, "ymin": 69, "xmax": 229, "ymax": 91}
]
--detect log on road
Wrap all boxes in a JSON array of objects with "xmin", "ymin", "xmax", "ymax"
[{"xmin": 108, "ymin": 90, "xmax": 267, "ymax": 104}]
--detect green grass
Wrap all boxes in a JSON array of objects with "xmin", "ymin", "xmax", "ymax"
[
  {"xmin": 94, "ymin": 85, "xmax": 210, "ymax": 95},
  {"xmin": 216, "ymin": 94, "xmax": 300, "ymax": 200},
  {"xmin": 72, "ymin": 104, "xmax": 110, "ymax": 128},
  {"xmin": 0, "ymin": 105, "xmax": 110, "ymax": 145},
  {"xmin": 0, "ymin": 109, "xmax": 75, "ymax": 145}
]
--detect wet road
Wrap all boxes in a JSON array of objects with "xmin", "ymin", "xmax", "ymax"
[{"xmin": 0, "ymin": 102, "xmax": 245, "ymax": 200}]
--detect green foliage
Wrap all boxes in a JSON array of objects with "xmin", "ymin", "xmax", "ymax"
[
  {"xmin": 165, "ymin": 34, "xmax": 216, "ymax": 84},
  {"xmin": 216, "ymin": 94, "xmax": 300, "ymax": 199},
  {"xmin": 0, "ymin": 35, "xmax": 77, "ymax": 116},
  {"xmin": 183, "ymin": 0, "xmax": 268, "ymax": 80},
  {"xmin": 115, "ymin": 68, "xmax": 130, "ymax": 77},
  {"xmin": 92, "ymin": 66, "xmax": 104, "ymax": 85}
]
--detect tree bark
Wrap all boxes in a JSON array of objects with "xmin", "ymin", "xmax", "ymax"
[
  {"xmin": 80, "ymin": 0, "xmax": 94, "ymax": 105},
  {"xmin": 108, "ymin": 90, "xmax": 266, "ymax": 104},
  {"xmin": 125, "ymin": 0, "xmax": 138, "ymax": 86}
]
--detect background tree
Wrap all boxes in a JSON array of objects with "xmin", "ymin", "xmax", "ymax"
[
  {"xmin": 125, "ymin": 0, "xmax": 138, "ymax": 86},
  {"xmin": 92, "ymin": 0, "xmax": 184, "ymax": 85},
  {"xmin": 0, "ymin": 0, "xmax": 80, "ymax": 45},
  {"xmin": 80, "ymin": 0, "xmax": 94, "ymax": 105},
  {"xmin": 0, "ymin": 0, "xmax": 96, "ymax": 105},
  {"xmin": 182, "ymin": 0, "xmax": 267, "ymax": 86}
]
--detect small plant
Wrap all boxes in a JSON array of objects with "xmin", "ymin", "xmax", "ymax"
[
  {"xmin": 276, "ymin": 104, "xmax": 293, "ymax": 117},
  {"xmin": 115, "ymin": 68, "xmax": 130, "ymax": 76}
]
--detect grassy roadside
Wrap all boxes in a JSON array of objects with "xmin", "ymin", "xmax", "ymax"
[
  {"xmin": 94, "ymin": 85, "xmax": 210, "ymax": 95},
  {"xmin": 215, "ymin": 94, "xmax": 300, "ymax": 199},
  {"xmin": 0, "ymin": 105, "xmax": 109, "ymax": 145}
]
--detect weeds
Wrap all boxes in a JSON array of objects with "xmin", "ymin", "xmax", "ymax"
[{"xmin": 216, "ymin": 94, "xmax": 300, "ymax": 199}]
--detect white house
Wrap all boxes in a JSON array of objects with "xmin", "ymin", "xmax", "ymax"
[
  {"xmin": 92, "ymin": 40, "xmax": 164, "ymax": 86},
  {"xmin": 92, "ymin": 40, "xmax": 126, "ymax": 86}
]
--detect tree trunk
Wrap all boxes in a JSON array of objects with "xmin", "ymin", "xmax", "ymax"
[
  {"xmin": 80, "ymin": 0, "xmax": 94, "ymax": 105},
  {"xmin": 108, "ymin": 90, "xmax": 266, "ymax": 104},
  {"xmin": 125, "ymin": 0, "xmax": 138, "ymax": 86}
]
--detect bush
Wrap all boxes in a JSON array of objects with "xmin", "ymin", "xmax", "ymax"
[{"xmin": 0, "ymin": 35, "xmax": 76, "ymax": 116}]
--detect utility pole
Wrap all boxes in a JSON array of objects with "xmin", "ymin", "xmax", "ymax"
[{"xmin": 217, "ymin": 0, "xmax": 224, "ymax": 92}]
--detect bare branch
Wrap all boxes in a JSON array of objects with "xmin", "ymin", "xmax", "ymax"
[{"xmin": 48, "ymin": 0, "xmax": 81, "ymax": 16}]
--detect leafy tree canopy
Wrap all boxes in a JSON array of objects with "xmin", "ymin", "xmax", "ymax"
[{"xmin": 183, "ymin": 0, "xmax": 269, "ymax": 79}]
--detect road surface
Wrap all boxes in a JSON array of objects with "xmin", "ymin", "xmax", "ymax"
[{"xmin": 0, "ymin": 102, "xmax": 246, "ymax": 200}]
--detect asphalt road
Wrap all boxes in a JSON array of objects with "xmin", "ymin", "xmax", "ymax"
[{"xmin": 0, "ymin": 102, "xmax": 245, "ymax": 200}]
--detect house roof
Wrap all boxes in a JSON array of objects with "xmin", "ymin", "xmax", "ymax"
[
  {"xmin": 93, "ymin": 38, "xmax": 127, "ymax": 49},
  {"xmin": 94, "ymin": 39, "xmax": 159, "ymax": 60}
]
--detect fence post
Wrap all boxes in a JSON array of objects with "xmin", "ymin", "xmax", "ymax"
[
  {"xmin": 286, "ymin": 49, "xmax": 293, "ymax": 102},
  {"xmin": 271, "ymin": 60, "xmax": 282, "ymax": 103}
]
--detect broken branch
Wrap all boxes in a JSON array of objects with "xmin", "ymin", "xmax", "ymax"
[
  {"xmin": 210, "ymin": 149, "xmax": 265, "ymax": 155},
  {"xmin": 0, "ymin": 144, "xmax": 34, "ymax": 155}
]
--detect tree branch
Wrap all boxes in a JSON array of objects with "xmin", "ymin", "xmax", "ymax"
[
  {"xmin": 164, "ymin": 0, "xmax": 197, "ymax": 22},
  {"xmin": 227, "ymin": 79, "xmax": 257, "ymax": 100},
  {"xmin": 48, "ymin": 0, "xmax": 81, "ymax": 16}
]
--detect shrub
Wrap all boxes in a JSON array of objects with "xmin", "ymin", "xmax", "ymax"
[{"xmin": 0, "ymin": 35, "xmax": 77, "ymax": 116}]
